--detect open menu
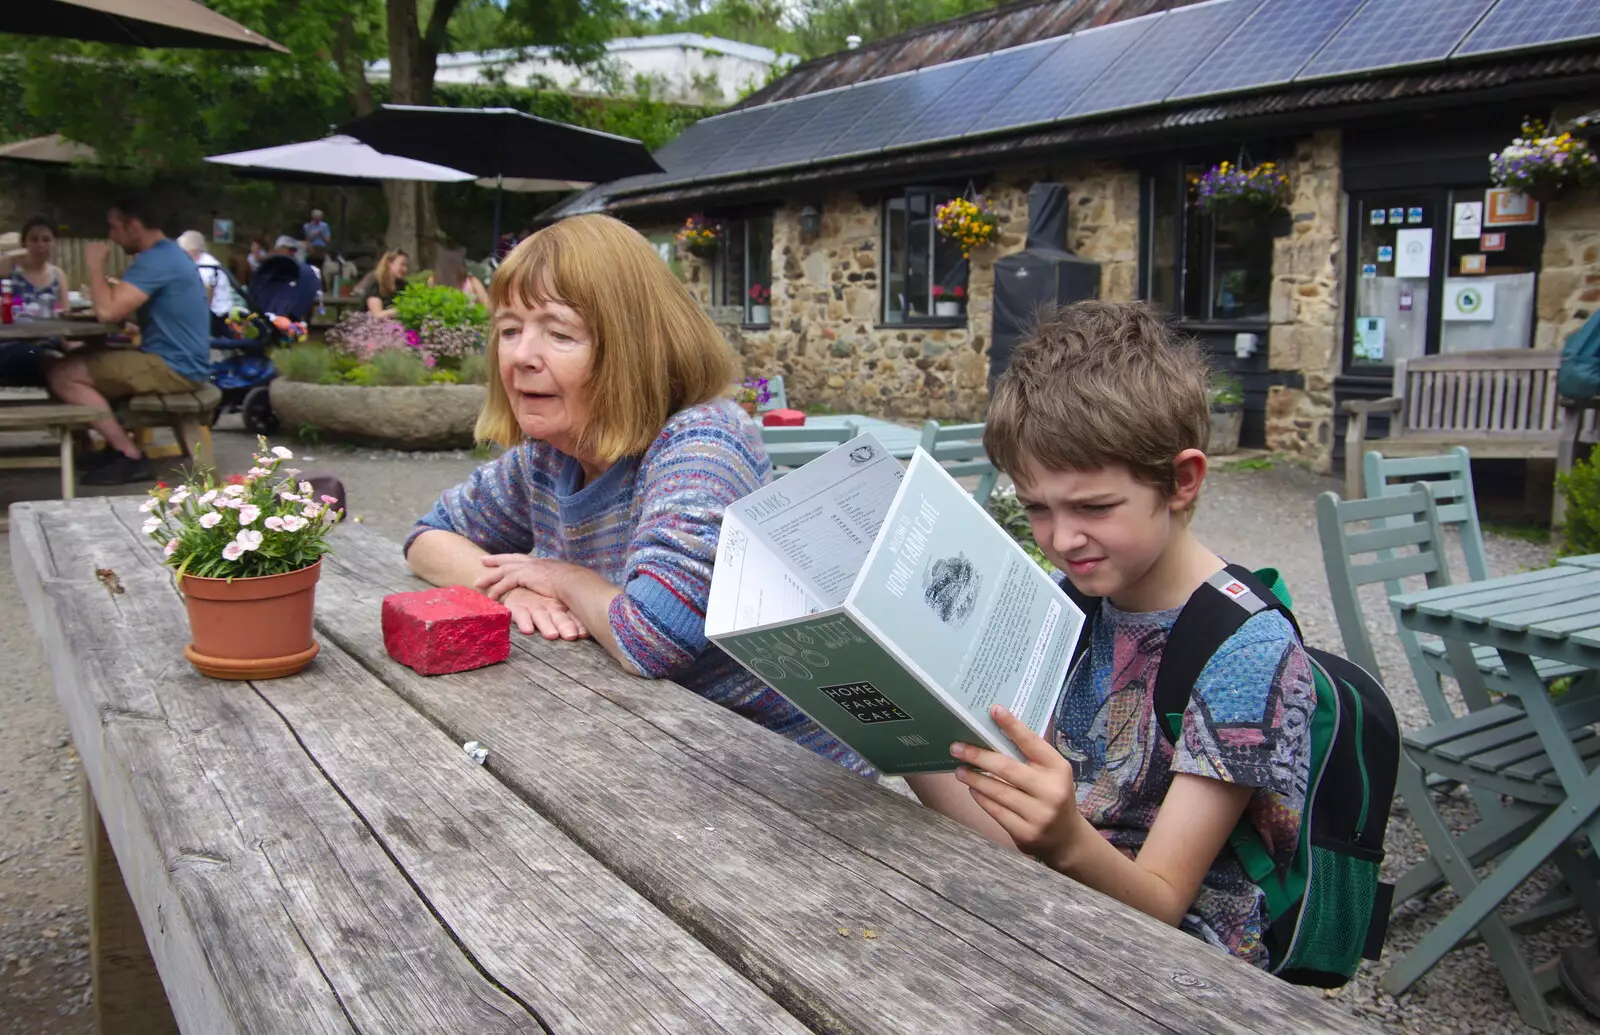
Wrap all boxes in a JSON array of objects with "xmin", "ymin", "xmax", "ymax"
[{"xmin": 706, "ymin": 434, "xmax": 1084, "ymax": 774}]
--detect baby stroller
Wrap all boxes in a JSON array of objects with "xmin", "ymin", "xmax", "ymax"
[{"xmin": 210, "ymin": 254, "xmax": 320, "ymax": 435}]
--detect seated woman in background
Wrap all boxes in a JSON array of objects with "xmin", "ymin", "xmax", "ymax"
[
  {"xmin": 360, "ymin": 249, "xmax": 409, "ymax": 317},
  {"xmin": 0, "ymin": 216, "xmax": 73, "ymax": 386},
  {"xmin": 428, "ymin": 246, "xmax": 490, "ymax": 309},
  {"xmin": 405, "ymin": 214, "xmax": 870, "ymax": 776}
]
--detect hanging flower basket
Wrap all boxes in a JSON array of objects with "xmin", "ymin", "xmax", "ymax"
[
  {"xmin": 676, "ymin": 214, "xmax": 723, "ymax": 259},
  {"xmin": 1195, "ymin": 160, "xmax": 1291, "ymax": 218},
  {"xmin": 1490, "ymin": 119, "xmax": 1598, "ymax": 202},
  {"xmin": 935, "ymin": 196, "xmax": 998, "ymax": 258}
]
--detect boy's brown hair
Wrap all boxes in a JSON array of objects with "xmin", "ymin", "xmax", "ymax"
[{"xmin": 983, "ymin": 300, "xmax": 1212, "ymax": 500}]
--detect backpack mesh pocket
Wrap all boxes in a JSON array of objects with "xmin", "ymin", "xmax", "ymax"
[{"xmin": 1281, "ymin": 843, "xmax": 1378, "ymax": 977}]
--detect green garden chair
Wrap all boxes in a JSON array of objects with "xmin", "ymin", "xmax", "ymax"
[
  {"xmin": 918, "ymin": 420, "xmax": 1000, "ymax": 506},
  {"xmin": 1317, "ymin": 485, "xmax": 1596, "ymax": 983},
  {"xmin": 761, "ymin": 421, "xmax": 858, "ymax": 471},
  {"xmin": 1363, "ymin": 448, "xmax": 1588, "ymax": 724}
]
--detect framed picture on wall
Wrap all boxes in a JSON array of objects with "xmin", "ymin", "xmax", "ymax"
[
  {"xmin": 1484, "ymin": 188, "xmax": 1540, "ymax": 227},
  {"xmin": 212, "ymin": 219, "xmax": 234, "ymax": 244}
]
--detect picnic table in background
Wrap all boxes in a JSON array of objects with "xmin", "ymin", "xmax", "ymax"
[
  {"xmin": 0, "ymin": 318, "xmax": 121, "ymax": 342},
  {"xmin": 762, "ymin": 413, "xmax": 922, "ymax": 467},
  {"xmin": 1386, "ymin": 559, "xmax": 1600, "ymax": 1030},
  {"xmin": 11, "ymin": 496, "xmax": 1376, "ymax": 1035}
]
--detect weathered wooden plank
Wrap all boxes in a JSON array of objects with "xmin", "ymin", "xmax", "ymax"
[
  {"xmin": 320, "ymin": 530, "xmax": 1373, "ymax": 1035},
  {"xmin": 16, "ymin": 501, "xmax": 542, "ymax": 1034},
  {"xmin": 24, "ymin": 498, "xmax": 812, "ymax": 1035},
  {"xmin": 12, "ymin": 501, "xmax": 354, "ymax": 1035}
]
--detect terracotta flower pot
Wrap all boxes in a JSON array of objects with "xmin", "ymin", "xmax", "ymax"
[
  {"xmin": 180, "ymin": 561, "xmax": 322, "ymax": 680},
  {"xmin": 739, "ymin": 400, "xmax": 757, "ymax": 416}
]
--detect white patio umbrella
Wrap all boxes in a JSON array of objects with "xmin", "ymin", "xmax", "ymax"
[{"xmin": 204, "ymin": 135, "xmax": 476, "ymax": 184}]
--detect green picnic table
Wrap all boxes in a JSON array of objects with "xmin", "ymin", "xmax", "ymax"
[
  {"xmin": 761, "ymin": 414, "xmax": 923, "ymax": 468},
  {"xmin": 1387, "ymin": 558, "xmax": 1600, "ymax": 1029}
]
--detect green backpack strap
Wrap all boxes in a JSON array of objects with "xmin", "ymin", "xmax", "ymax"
[{"xmin": 1153, "ymin": 564, "xmax": 1300, "ymax": 923}]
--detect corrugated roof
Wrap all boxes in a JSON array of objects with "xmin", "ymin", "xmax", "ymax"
[{"xmin": 740, "ymin": 0, "xmax": 1206, "ymax": 107}]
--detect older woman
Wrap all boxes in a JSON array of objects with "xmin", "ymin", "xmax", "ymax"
[{"xmin": 407, "ymin": 215, "xmax": 867, "ymax": 774}]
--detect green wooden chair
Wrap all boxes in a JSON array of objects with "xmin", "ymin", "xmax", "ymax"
[
  {"xmin": 1363, "ymin": 448, "xmax": 1588, "ymax": 724},
  {"xmin": 1318, "ymin": 486, "xmax": 1598, "ymax": 1024},
  {"xmin": 761, "ymin": 421, "xmax": 859, "ymax": 471},
  {"xmin": 918, "ymin": 420, "xmax": 1001, "ymax": 506}
]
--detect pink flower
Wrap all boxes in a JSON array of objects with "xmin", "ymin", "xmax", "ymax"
[
  {"xmin": 235, "ymin": 529, "xmax": 263, "ymax": 552},
  {"xmin": 280, "ymin": 515, "xmax": 308, "ymax": 532},
  {"xmin": 222, "ymin": 541, "xmax": 244, "ymax": 561},
  {"xmin": 320, "ymin": 495, "xmax": 338, "ymax": 504},
  {"xmin": 238, "ymin": 505, "xmax": 261, "ymax": 526},
  {"xmin": 163, "ymin": 539, "xmax": 179, "ymax": 558},
  {"xmin": 405, "ymin": 330, "xmax": 420, "ymax": 346},
  {"xmin": 199, "ymin": 512, "xmax": 222, "ymax": 529},
  {"xmin": 264, "ymin": 516, "xmax": 285, "ymax": 531}
]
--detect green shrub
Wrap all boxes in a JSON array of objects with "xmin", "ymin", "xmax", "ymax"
[
  {"xmin": 368, "ymin": 348, "xmax": 430, "ymax": 386},
  {"xmin": 345, "ymin": 364, "xmax": 377, "ymax": 387},
  {"xmin": 392, "ymin": 283, "xmax": 488, "ymax": 333},
  {"xmin": 1210, "ymin": 372, "xmax": 1245, "ymax": 409},
  {"xmin": 458, "ymin": 353, "xmax": 488, "ymax": 385},
  {"xmin": 987, "ymin": 490, "xmax": 1056, "ymax": 573},
  {"xmin": 275, "ymin": 345, "xmax": 334, "ymax": 384},
  {"xmin": 1558, "ymin": 443, "xmax": 1600, "ymax": 555},
  {"xmin": 429, "ymin": 369, "xmax": 460, "ymax": 384}
]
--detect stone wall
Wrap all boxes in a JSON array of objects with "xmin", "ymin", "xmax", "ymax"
[
  {"xmin": 1264, "ymin": 129, "xmax": 1343, "ymax": 472},
  {"xmin": 1534, "ymin": 99, "xmax": 1600, "ymax": 351},
  {"xmin": 672, "ymin": 163, "xmax": 1139, "ymax": 421}
]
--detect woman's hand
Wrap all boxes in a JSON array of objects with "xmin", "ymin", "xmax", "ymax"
[
  {"xmin": 500, "ymin": 586, "xmax": 589, "ymax": 641},
  {"xmin": 475, "ymin": 553, "xmax": 577, "ymax": 600},
  {"xmin": 951, "ymin": 705, "xmax": 1090, "ymax": 871}
]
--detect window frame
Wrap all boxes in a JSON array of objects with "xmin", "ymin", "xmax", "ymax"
[
  {"xmin": 1139, "ymin": 153, "xmax": 1280, "ymax": 331},
  {"xmin": 711, "ymin": 214, "xmax": 774, "ymax": 327},
  {"xmin": 881, "ymin": 185, "xmax": 970, "ymax": 328}
]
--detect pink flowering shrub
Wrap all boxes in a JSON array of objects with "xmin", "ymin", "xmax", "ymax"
[
  {"xmin": 141, "ymin": 438, "xmax": 343, "ymax": 579},
  {"xmin": 326, "ymin": 312, "xmax": 409, "ymax": 360}
]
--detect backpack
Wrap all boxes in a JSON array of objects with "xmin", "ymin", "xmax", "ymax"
[
  {"xmin": 1064, "ymin": 563, "xmax": 1400, "ymax": 986},
  {"xmin": 1557, "ymin": 308, "xmax": 1600, "ymax": 402}
]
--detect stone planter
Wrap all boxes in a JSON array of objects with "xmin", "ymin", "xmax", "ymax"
[
  {"xmin": 1210, "ymin": 405, "xmax": 1244, "ymax": 456},
  {"xmin": 270, "ymin": 380, "xmax": 485, "ymax": 450}
]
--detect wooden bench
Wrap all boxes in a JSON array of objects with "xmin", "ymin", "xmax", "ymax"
[
  {"xmin": 120, "ymin": 383, "xmax": 222, "ymax": 471},
  {"xmin": 0, "ymin": 401, "xmax": 111, "ymax": 530},
  {"xmin": 1342, "ymin": 350, "xmax": 1598, "ymax": 522}
]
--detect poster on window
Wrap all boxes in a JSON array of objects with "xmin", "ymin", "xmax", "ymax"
[
  {"xmin": 1484, "ymin": 189, "xmax": 1540, "ymax": 227},
  {"xmin": 1395, "ymin": 229, "xmax": 1432, "ymax": 278},
  {"xmin": 1443, "ymin": 280, "xmax": 1495, "ymax": 322},
  {"xmin": 1353, "ymin": 317, "xmax": 1386, "ymax": 362},
  {"xmin": 1452, "ymin": 201, "xmax": 1482, "ymax": 239}
]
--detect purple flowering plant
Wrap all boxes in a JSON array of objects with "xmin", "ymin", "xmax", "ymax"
[
  {"xmin": 734, "ymin": 375, "xmax": 772, "ymax": 406},
  {"xmin": 1194, "ymin": 160, "xmax": 1291, "ymax": 215},
  {"xmin": 1490, "ymin": 119, "xmax": 1597, "ymax": 197}
]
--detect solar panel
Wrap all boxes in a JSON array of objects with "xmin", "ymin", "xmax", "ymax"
[
  {"xmin": 694, "ymin": 95, "xmax": 835, "ymax": 178},
  {"xmin": 649, "ymin": 109, "xmax": 776, "ymax": 181},
  {"xmin": 967, "ymin": 15, "xmax": 1156, "ymax": 137},
  {"xmin": 1168, "ymin": 0, "xmax": 1365, "ymax": 100},
  {"xmin": 817, "ymin": 60, "xmax": 978, "ymax": 161},
  {"xmin": 1297, "ymin": 0, "xmax": 1497, "ymax": 79},
  {"xmin": 884, "ymin": 41, "xmax": 1059, "ymax": 148},
  {"xmin": 754, "ymin": 78, "xmax": 902, "ymax": 171},
  {"xmin": 1455, "ymin": 0, "xmax": 1600, "ymax": 58},
  {"xmin": 1063, "ymin": 0, "xmax": 1260, "ymax": 118}
]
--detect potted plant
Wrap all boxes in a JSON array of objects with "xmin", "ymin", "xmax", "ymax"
[
  {"xmin": 141, "ymin": 439, "xmax": 344, "ymax": 680},
  {"xmin": 934, "ymin": 196, "xmax": 998, "ymax": 258},
  {"xmin": 748, "ymin": 283, "xmax": 771, "ymax": 325},
  {"xmin": 1491, "ymin": 118, "xmax": 1599, "ymax": 203},
  {"xmin": 932, "ymin": 284, "xmax": 966, "ymax": 317},
  {"xmin": 1209, "ymin": 373, "xmax": 1245, "ymax": 456},
  {"xmin": 734, "ymin": 375, "xmax": 772, "ymax": 416},
  {"xmin": 676, "ymin": 214, "xmax": 722, "ymax": 259},
  {"xmin": 1195, "ymin": 160, "xmax": 1291, "ymax": 219}
]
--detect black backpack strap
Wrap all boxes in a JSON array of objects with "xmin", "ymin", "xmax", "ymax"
[
  {"xmin": 1056, "ymin": 573, "xmax": 1100, "ymax": 673},
  {"xmin": 1152, "ymin": 563, "xmax": 1298, "ymax": 741}
]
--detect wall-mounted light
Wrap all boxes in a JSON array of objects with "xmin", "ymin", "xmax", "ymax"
[{"xmin": 799, "ymin": 204, "xmax": 822, "ymax": 238}]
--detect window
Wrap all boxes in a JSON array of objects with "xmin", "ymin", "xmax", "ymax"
[
  {"xmin": 883, "ymin": 188, "xmax": 969, "ymax": 324},
  {"xmin": 1143, "ymin": 160, "xmax": 1276, "ymax": 324},
  {"xmin": 712, "ymin": 216, "xmax": 774, "ymax": 326}
]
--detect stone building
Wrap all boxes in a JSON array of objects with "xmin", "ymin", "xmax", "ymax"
[{"xmin": 550, "ymin": 0, "xmax": 1600, "ymax": 474}]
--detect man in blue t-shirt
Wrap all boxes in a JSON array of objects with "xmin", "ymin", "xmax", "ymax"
[{"xmin": 42, "ymin": 197, "xmax": 212, "ymax": 485}]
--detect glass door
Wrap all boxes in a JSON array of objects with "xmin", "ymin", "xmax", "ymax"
[
  {"xmin": 1437, "ymin": 187, "xmax": 1541, "ymax": 353},
  {"xmin": 1347, "ymin": 190, "xmax": 1439, "ymax": 370}
]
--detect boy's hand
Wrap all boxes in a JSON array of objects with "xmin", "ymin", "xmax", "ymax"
[{"xmin": 952, "ymin": 705, "xmax": 1088, "ymax": 870}]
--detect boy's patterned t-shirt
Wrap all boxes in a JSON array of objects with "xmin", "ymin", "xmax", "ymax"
[{"xmin": 1054, "ymin": 597, "xmax": 1316, "ymax": 966}]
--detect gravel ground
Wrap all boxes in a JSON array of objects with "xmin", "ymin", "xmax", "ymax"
[{"xmin": 0, "ymin": 428, "xmax": 1595, "ymax": 1033}]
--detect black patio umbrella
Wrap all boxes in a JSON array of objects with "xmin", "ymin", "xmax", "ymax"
[
  {"xmin": 13, "ymin": 0, "xmax": 287, "ymax": 52},
  {"xmin": 338, "ymin": 105, "xmax": 662, "ymax": 252}
]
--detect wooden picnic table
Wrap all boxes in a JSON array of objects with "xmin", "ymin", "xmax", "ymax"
[
  {"xmin": 12, "ymin": 496, "xmax": 1373, "ymax": 1035},
  {"xmin": 1389, "ymin": 562, "xmax": 1600, "ymax": 1028},
  {"xmin": 0, "ymin": 318, "xmax": 121, "ymax": 341}
]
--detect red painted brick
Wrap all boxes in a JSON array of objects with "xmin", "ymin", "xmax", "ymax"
[{"xmin": 382, "ymin": 585, "xmax": 512, "ymax": 675}]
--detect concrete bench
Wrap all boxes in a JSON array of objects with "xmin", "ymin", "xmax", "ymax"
[{"xmin": 119, "ymin": 383, "xmax": 222, "ymax": 471}]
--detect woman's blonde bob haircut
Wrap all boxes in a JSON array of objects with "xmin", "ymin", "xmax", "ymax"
[{"xmin": 477, "ymin": 214, "xmax": 735, "ymax": 462}]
